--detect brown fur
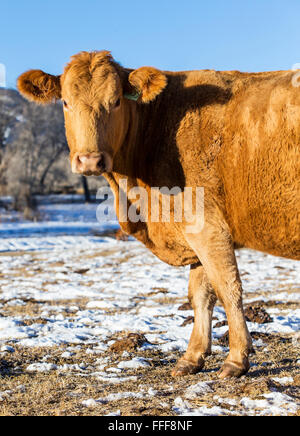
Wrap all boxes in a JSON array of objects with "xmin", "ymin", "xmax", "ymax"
[
  {"xmin": 18, "ymin": 51, "xmax": 300, "ymax": 378},
  {"xmin": 17, "ymin": 70, "xmax": 61, "ymax": 104},
  {"xmin": 128, "ymin": 66, "xmax": 167, "ymax": 103}
]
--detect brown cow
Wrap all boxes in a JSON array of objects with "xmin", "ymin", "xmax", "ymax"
[{"xmin": 18, "ymin": 51, "xmax": 300, "ymax": 379}]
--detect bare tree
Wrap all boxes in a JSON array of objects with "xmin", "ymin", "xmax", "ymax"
[
  {"xmin": 0, "ymin": 91, "xmax": 99, "ymax": 216},
  {"xmin": 4, "ymin": 101, "xmax": 68, "ymax": 213},
  {"xmin": 0, "ymin": 92, "xmax": 15, "ymax": 190}
]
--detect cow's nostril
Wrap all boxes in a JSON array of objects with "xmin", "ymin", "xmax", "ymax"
[
  {"xmin": 77, "ymin": 155, "xmax": 83, "ymax": 163},
  {"xmin": 96, "ymin": 155, "xmax": 105, "ymax": 169},
  {"xmin": 74, "ymin": 153, "xmax": 106, "ymax": 175},
  {"xmin": 76, "ymin": 155, "xmax": 84, "ymax": 170}
]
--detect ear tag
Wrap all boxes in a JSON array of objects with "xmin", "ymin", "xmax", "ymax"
[{"xmin": 124, "ymin": 91, "xmax": 140, "ymax": 101}]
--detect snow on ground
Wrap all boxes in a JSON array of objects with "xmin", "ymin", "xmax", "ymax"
[
  {"xmin": 0, "ymin": 195, "xmax": 299, "ymax": 415},
  {"xmin": 0, "ymin": 192, "xmax": 118, "ymax": 242}
]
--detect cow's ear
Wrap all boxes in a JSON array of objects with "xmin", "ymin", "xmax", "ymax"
[
  {"xmin": 127, "ymin": 67, "xmax": 167, "ymax": 103},
  {"xmin": 17, "ymin": 70, "xmax": 61, "ymax": 104}
]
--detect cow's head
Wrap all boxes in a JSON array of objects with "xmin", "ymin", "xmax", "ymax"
[{"xmin": 17, "ymin": 51, "xmax": 167, "ymax": 176}]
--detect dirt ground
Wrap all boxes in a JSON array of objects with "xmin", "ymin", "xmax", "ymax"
[
  {"xmin": 0, "ymin": 333, "xmax": 299, "ymax": 416},
  {"xmin": 0, "ymin": 246, "xmax": 299, "ymax": 416}
]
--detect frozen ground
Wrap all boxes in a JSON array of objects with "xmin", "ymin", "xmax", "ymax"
[
  {"xmin": 0, "ymin": 193, "xmax": 118, "ymax": 240},
  {"xmin": 0, "ymin": 196, "xmax": 299, "ymax": 416}
]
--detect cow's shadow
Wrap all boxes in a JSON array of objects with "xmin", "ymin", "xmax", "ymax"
[
  {"xmin": 0, "ymin": 357, "xmax": 15, "ymax": 378},
  {"xmin": 248, "ymin": 365, "xmax": 299, "ymax": 379},
  {"xmin": 125, "ymin": 76, "xmax": 233, "ymax": 190}
]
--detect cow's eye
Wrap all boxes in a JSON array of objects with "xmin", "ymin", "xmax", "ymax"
[
  {"xmin": 114, "ymin": 98, "xmax": 121, "ymax": 108},
  {"xmin": 63, "ymin": 100, "xmax": 68, "ymax": 109}
]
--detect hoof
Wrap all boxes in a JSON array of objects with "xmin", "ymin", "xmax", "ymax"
[
  {"xmin": 217, "ymin": 361, "xmax": 250, "ymax": 379},
  {"xmin": 171, "ymin": 358, "xmax": 204, "ymax": 377}
]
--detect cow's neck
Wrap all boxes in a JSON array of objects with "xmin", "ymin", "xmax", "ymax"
[
  {"xmin": 102, "ymin": 85, "xmax": 186, "ymax": 239},
  {"xmin": 112, "ymin": 74, "xmax": 186, "ymax": 190}
]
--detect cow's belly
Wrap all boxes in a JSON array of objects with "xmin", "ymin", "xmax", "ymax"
[
  {"xmin": 232, "ymin": 208, "xmax": 300, "ymax": 261},
  {"xmin": 120, "ymin": 220, "xmax": 198, "ymax": 266},
  {"xmin": 223, "ymin": 151, "xmax": 300, "ymax": 261}
]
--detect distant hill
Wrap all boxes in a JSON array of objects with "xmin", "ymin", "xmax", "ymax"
[{"xmin": 0, "ymin": 86, "xmax": 23, "ymax": 112}]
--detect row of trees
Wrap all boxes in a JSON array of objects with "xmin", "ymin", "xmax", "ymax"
[
  {"xmin": 0, "ymin": 89, "xmax": 105, "ymax": 216},
  {"xmin": 3, "ymin": 102, "xmax": 67, "ymax": 210}
]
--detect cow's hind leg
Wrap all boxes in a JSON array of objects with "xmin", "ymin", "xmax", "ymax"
[{"xmin": 172, "ymin": 263, "xmax": 216, "ymax": 377}]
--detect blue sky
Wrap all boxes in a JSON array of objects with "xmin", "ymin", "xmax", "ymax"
[{"xmin": 1, "ymin": 0, "xmax": 300, "ymax": 88}]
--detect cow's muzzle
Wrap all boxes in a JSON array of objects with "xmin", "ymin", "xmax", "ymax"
[{"xmin": 72, "ymin": 152, "xmax": 112, "ymax": 176}]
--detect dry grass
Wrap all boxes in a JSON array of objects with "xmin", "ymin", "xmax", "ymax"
[
  {"xmin": 0, "ymin": 328, "xmax": 299, "ymax": 416},
  {"xmin": 0, "ymin": 248, "xmax": 299, "ymax": 416}
]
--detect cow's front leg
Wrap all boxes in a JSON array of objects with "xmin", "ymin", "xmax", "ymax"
[
  {"xmin": 172, "ymin": 263, "xmax": 217, "ymax": 377},
  {"xmin": 184, "ymin": 223, "xmax": 252, "ymax": 379}
]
